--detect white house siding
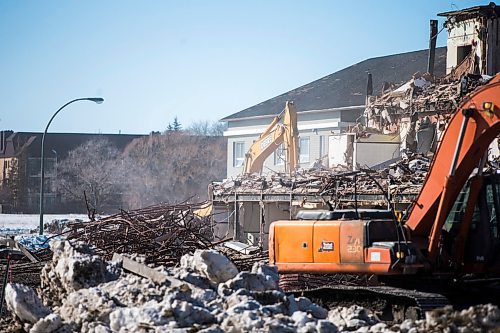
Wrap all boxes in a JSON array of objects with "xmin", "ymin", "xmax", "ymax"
[
  {"xmin": 444, "ymin": 17, "xmax": 500, "ymax": 75},
  {"xmin": 224, "ymin": 107, "xmax": 363, "ymax": 178},
  {"xmin": 353, "ymin": 134, "xmax": 401, "ymax": 170},
  {"xmin": 446, "ymin": 18, "xmax": 479, "ymax": 74}
]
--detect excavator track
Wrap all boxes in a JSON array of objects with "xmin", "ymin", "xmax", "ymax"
[{"xmin": 280, "ymin": 274, "xmax": 449, "ymax": 323}]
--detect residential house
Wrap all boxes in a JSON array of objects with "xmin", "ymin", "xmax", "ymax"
[
  {"xmin": 222, "ymin": 48, "xmax": 447, "ymax": 178},
  {"xmin": 214, "ymin": 48, "xmax": 447, "ymax": 247}
]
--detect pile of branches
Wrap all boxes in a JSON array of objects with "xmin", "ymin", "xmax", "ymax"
[
  {"xmin": 65, "ymin": 202, "xmax": 221, "ymax": 267},
  {"xmin": 217, "ymin": 247, "xmax": 269, "ymax": 272}
]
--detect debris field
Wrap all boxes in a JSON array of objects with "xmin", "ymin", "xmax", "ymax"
[
  {"xmin": 3, "ymin": 240, "xmax": 500, "ymax": 333},
  {"xmin": 2, "ymin": 155, "xmax": 500, "ymax": 332},
  {"xmin": 364, "ymin": 72, "xmax": 490, "ymax": 136},
  {"xmin": 211, "ymin": 154, "xmax": 432, "ymax": 210}
]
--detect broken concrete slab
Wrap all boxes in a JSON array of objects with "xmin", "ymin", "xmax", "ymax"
[
  {"xmin": 223, "ymin": 240, "xmax": 260, "ymax": 255},
  {"xmin": 112, "ymin": 252, "xmax": 183, "ymax": 287},
  {"xmin": 5, "ymin": 283, "xmax": 51, "ymax": 324},
  {"xmin": 180, "ymin": 249, "xmax": 239, "ymax": 285}
]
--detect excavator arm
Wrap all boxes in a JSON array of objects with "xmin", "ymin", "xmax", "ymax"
[
  {"xmin": 405, "ymin": 74, "xmax": 500, "ymax": 261},
  {"xmin": 269, "ymin": 74, "xmax": 500, "ymax": 286},
  {"xmin": 243, "ymin": 101, "xmax": 299, "ymax": 174}
]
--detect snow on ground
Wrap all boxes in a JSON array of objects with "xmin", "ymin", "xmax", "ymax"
[
  {"xmin": 0, "ymin": 214, "xmax": 89, "ymax": 230},
  {"xmin": 0, "ymin": 214, "xmax": 90, "ymax": 250},
  {"xmin": 0, "ymin": 214, "xmax": 89, "ymax": 236}
]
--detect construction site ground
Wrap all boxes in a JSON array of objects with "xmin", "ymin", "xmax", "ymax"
[{"xmin": 1, "ymin": 159, "xmax": 500, "ymax": 332}]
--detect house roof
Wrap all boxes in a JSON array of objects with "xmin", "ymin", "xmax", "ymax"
[
  {"xmin": 0, "ymin": 131, "xmax": 145, "ymax": 159},
  {"xmin": 438, "ymin": 2, "xmax": 500, "ymax": 19},
  {"xmin": 222, "ymin": 47, "xmax": 447, "ymax": 121}
]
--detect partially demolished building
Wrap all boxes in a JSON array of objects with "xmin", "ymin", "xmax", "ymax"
[
  {"xmin": 365, "ymin": 3, "xmax": 500, "ymax": 154},
  {"xmin": 212, "ymin": 3, "xmax": 500, "ymax": 249}
]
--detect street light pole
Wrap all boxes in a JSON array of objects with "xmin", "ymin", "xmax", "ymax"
[{"xmin": 39, "ymin": 97, "xmax": 104, "ymax": 235}]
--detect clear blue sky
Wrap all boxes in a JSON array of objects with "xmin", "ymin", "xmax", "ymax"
[{"xmin": 0, "ymin": 0, "xmax": 483, "ymax": 134}]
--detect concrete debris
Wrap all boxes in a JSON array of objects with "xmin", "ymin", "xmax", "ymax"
[
  {"xmin": 211, "ymin": 166, "xmax": 349, "ymax": 197},
  {"xmin": 4, "ymin": 240, "xmax": 500, "ymax": 332},
  {"xmin": 365, "ymin": 73, "xmax": 490, "ymax": 135},
  {"xmin": 4, "ymin": 283, "xmax": 50, "ymax": 324},
  {"xmin": 212, "ymin": 154, "xmax": 431, "ymax": 209},
  {"xmin": 180, "ymin": 249, "xmax": 239, "ymax": 285},
  {"xmin": 39, "ymin": 240, "xmax": 117, "ymax": 307},
  {"xmin": 389, "ymin": 304, "xmax": 500, "ymax": 333},
  {"xmin": 327, "ymin": 305, "xmax": 378, "ymax": 331},
  {"xmin": 29, "ymin": 313, "xmax": 62, "ymax": 333}
]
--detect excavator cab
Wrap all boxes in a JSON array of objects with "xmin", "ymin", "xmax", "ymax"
[{"xmin": 442, "ymin": 172, "xmax": 500, "ymax": 273}]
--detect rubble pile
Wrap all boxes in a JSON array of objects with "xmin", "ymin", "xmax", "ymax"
[
  {"xmin": 320, "ymin": 156, "xmax": 430, "ymax": 204},
  {"xmin": 0, "ymin": 203, "xmax": 267, "ymax": 307},
  {"xmin": 63, "ymin": 202, "xmax": 268, "ymax": 271},
  {"xmin": 211, "ymin": 166, "xmax": 349, "ymax": 197},
  {"xmin": 392, "ymin": 304, "xmax": 500, "ymax": 333},
  {"xmin": 212, "ymin": 155, "xmax": 431, "ymax": 209},
  {"xmin": 219, "ymin": 247, "xmax": 270, "ymax": 273},
  {"xmin": 3, "ymin": 241, "xmax": 500, "ymax": 333},
  {"xmin": 65, "ymin": 202, "xmax": 218, "ymax": 267},
  {"xmin": 364, "ymin": 72, "xmax": 490, "ymax": 134}
]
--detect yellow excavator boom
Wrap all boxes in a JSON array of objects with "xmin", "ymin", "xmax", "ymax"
[{"xmin": 243, "ymin": 101, "xmax": 299, "ymax": 174}]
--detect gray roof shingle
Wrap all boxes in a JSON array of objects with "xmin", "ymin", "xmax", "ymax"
[{"xmin": 222, "ymin": 47, "xmax": 446, "ymax": 121}]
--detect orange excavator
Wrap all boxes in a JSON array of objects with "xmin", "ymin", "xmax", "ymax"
[
  {"xmin": 243, "ymin": 101, "xmax": 299, "ymax": 174},
  {"xmin": 269, "ymin": 74, "xmax": 500, "ymax": 318}
]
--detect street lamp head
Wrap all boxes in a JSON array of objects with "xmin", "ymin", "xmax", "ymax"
[{"xmin": 88, "ymin": 97, "xmax": 104, "ymax": 104}]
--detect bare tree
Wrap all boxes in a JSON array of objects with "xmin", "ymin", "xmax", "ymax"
[
  {"xmin": 186, "ymin": 120, "xmax": 227, "ymax": 136},
  {"xmin": 0, "ymin": 181, "xmax": 13, "ymax": 212},
  {"xmin": 1, "ymin": 156, "xmax": 28, "ymax": 213},
  {"xmin": 121, "ymin": 132, "xmax": 226, "ymax": 209},
  {"xmin": 54, "ymin": 138, "xmax": 124, "ymax": 213}
]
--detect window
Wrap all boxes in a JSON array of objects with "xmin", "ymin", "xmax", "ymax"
[
  {"xmin": 299, "ymin": 137, "xmax": 310, "ymax": 163},
  {"xmin": 457, "ymin": 45, "xmax": 472, "ymax": 65},
  {"xmin": 233, "ymin": 142, "xmax": 245, "ymax": 167},
  {"xmin": 274, "ymin": 144, "xmax": 285, "ymax": 165}
]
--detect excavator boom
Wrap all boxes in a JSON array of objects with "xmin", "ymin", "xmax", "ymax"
[
  {"xmin": 405, "ymin": 75, "xmax": 500, "ymax": 254},
  {"xmin": 270, "ymin": 73, "xmax": 500, "ymax": 277},
  {"xmin": 243, "ymin": 101, "xmax": 299, "ymax": 174}
]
